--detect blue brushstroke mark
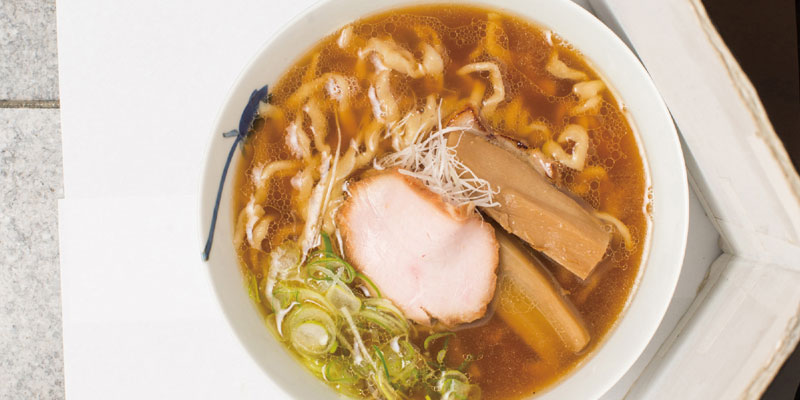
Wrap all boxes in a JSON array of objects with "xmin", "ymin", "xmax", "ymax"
[{"xmin": 202, "ymin": 85, "xmax": 270, "ymax": 261}]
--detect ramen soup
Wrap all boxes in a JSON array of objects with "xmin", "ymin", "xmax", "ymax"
[{"xmin": 232, "ymin": 5, "xmax": 649, "ymax": 399}]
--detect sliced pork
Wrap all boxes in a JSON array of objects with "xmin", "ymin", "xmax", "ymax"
[
  {"xmin": 336, "ymin": 169, "xmax": 499, "ymax": 326},
  {"xmin": 447, "ymin": 110, "xmax": 610, "ymax": 279}
]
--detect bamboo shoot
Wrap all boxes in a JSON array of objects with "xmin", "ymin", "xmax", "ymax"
[{"xmin": 495, "ymin": 230, "xmax": 591, "ymax": 353}]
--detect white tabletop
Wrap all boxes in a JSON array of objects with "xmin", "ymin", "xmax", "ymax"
[{"xmin": 53, "ymin": 0, "xmax": 721, "ymax": 398}]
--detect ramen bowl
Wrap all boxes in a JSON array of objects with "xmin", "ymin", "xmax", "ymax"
[{"xmin": 199, "ymin": 0, "xmax": 688, "ymax": 398}]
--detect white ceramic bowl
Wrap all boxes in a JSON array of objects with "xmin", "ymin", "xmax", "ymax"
[{"xmin": 199, "ymin": 0, "xmax": 689, "ymax": 398}]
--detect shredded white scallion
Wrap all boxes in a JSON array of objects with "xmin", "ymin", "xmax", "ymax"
[
  {"xmin": 379, "ymin": 123, "xmax": 499, "ymax": 209},
  {"xmin": 341, "ymin": 307, "xmax": 375, "ymax": 368}
]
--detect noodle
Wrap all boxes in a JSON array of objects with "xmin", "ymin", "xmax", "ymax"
[
  {"xmin": 571, "ymin": 80, "xmax": 605, "ymax": 115},
  {"xmin": 369, "ymin": 70, "xmax": 400, "ymax": 124},
  {"xmin": 545, "ymin": 51, "xmax": 587, "ymax": 81},
  {"xmin": 542, "ymin": 124, "xmax": 589, "ymax": 171},
  {"xmin": 457, "ymin": 62, "xmax": 505, "ymax": 115},
  {"xmin": 303, "ymin": 98, "xmax": 331, "ymax": 155}
]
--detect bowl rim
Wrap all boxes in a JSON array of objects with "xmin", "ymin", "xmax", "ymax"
[{"xmin": 198, "ymin": 0, "xmax": 689, "ymax": 398}]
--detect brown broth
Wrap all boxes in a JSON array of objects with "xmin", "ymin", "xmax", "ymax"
[{"xmin": 233, "ymin": 4, "xmax": 648, "ymax": 399}]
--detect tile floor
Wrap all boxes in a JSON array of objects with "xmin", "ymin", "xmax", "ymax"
[{"xmin": 0, "ymin": 1, "xmax": 64, "ymax": 398}]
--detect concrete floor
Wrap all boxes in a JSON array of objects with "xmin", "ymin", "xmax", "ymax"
[{"xmin": 0, "ymin": 1, "xmax": 63, "ymax": 398}]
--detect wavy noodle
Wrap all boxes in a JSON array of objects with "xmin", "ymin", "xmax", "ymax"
[
  {"xmin": 594, "ymin": 211, "xmax": 634, "ymax": 250},
  {"xmin": 285, "ymin": 113, "xmax": 313, "ymax": 161},
  {"xmin": 390, "ymin": 95, "xmax": 438, "ymax": 151},
  {"xmin": 542, "ymin": 124, "xmax": 589, "ymax": 171},
  {"xmin": 573, "ymin": 80, "xmax": 604, "ymax": 100},
  {"xmin": 235, "ymin": 160, "xmax": 302, "ymax": 251},
  {"xmin": 321, "ymin": 141, "xmax": 359, "ymax": 234},
  {"xmin": 243, "ymin": 201, "xmax": 265, "ymax": 248},
  {"xmin": 502, "ymin": 96, "xmax": 523, "ymax": 131},
  {"xmin": 546, "ymin": 51, "xmax": 587, "ymax": 81},
  {"xmin": 270, "ymin": 221, "xmax": 303, "ymax": 249},
  {"xmin": 369, "ymin": 70, "xmax": 399, "ymax": 124},
  {"xmin": 300, "ymin": 153, "xmax": 333, "ymax": 256},
  {"xmin": 335, "ymin": 143, "xmax": 358, "ymax": 183},
  {"xmin": 420, "ymin": 43, "xmax": 444, "ymax": 79},
  {"xmin": 303, "ymin": 98, "xmax": 331, "ymax": 155},
  {"xmin": 457, "ymin": 62, "xmax": 505, "ymax": 115},
  {"xmin": 286, "ymin": 74, "xmax": 328, "ymax": 109},
  {"xmin": 570, "ymin": 165, "xmax": 608, "ymax": 196},
  {"xmin": 360, "ymin": 37, "xmax": 424, "ymax": 77},
  {"xmin": 322, "ymin": 192, "xmax": 345, "ymax": 235},
  {"xmin": 485, "ymin": 13, "xmax": 511, "ymax": 62},
  {"xmin": 233, "ymin": 202, "xmax": 253, "ymax": 250},
  {"xmin": 292, "ymin": 167, "xmax": 315, "ymax": 219},
  {"xmin": 357, "ymin": 34, "xmax": 445, "ymax": 132},
  {"xmin": 468, "ymin": 79, "xmax": 487, "ymax": 110},
  {"xmin": 523, "ymin": 121, "xmax": 552, "ymax": 145},
  {"xmin": 337, "ymin": 25, "xmax": 355, "ymax": 50},
  {"xmin": 355, "ymin": 120, "xmax": 383, "ymax": 167},
  {"xmin": 298, "ymin": 113, "xmax": 347, "ymax": 257},
  {"xmin": 359, "ymin": 36, "xmax": 445, "ymax": 81},
  {"xmin": 468, "ymin": 12, "xmax": 511, "ymax": 62},
  {"xmin": 252, "ymin": 160, "xmax": 302, "ymax": 200},
  {"xmin": 286, "ymin": 73, "xmax": 353, "ymax": 110},
  {"xmin": 571, "ymin": 80, "xmax": 605, "ymax": 115},
  {"xmin": 325, "ymin": 74, "xmax": 354, "ymax": 110},
  {"xmin": 257, "ymin": 103, "xmax": 286, "ymax": 130},
  {"xmin": 303, "ymin": 53, "xmax": 321, "ymax": 84},
  {"xmin": 414, "ymin": 26, "xmax": 445, "ymax": 86},
  {"xmin": 412, "ymin": 24, "xmax": 443, "ymax": 50},
  {"xmin": 354, "ymin": 56, "xmax": 370, "ymax": 81},
  {"xmin": 251, "ymin": 214, "xmax": 276, "ymax": 250}
]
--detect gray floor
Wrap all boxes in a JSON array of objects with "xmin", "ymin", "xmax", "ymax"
[
  {"xmin": 0, "ymin": 1, "xmax": 796, "ymax": 399},
  {"xmin": 0, "ymin": 1, "xmax": 64, "ymax": 399}
]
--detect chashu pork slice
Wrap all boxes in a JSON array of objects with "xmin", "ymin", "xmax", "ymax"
[
  {"xmin": 337, "ymin": 169, "xmax": 499, "ymax": 326},
  {"xmin": 447, "ymin": 109, "xmax": 610, "ymax": 280}
]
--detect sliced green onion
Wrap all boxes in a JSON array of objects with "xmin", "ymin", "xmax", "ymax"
[
  {"xmin": 322, "ymin": 357, "xmax": 359, "ymax": 384},
  {"xmin": 379, "ymin": 339, "xmax": 423, "ymax": 390},
  {"xmin": 360, "ymin": 298, "xmax": 410, "ymax": 336},
  {"xmin": 306, "ymin": 254, "xmax": 356, "ymax": 284},
  {"xmin": 423, "ymin": 332, "xmax": 455, "ymax": 367},
  {"xmin": 456, "ymin": 354, "xmax": 475, "ymax": 373},
  {"xmin": 373, "ymin": 345, "xmax": 392, "ymax": 382},
  {"xmin": 437, "ymin": 349, "xmax": 448, "ymax": 365},
  {"xmin": 251, "ymin": 237, "xmax": 482, "ymax": 398},
  {"xmin": 424, "ymin": 332, "xmax": 455, "ymax": 351},
  {"xmin": 359, "ymin": 308, "xmax": 409, "ymax": 337},
  {"xmin": 294, "ymin": 322, "xmax": 332, "ymax": 355},
  {"xmin": 340, "ymin": 307, "xmax": 374, "ymax": 368},
  {"xmin": 437, "ymin": 370, "xmax": 480, "ymax": 400},
  {"xmin": 320, "ymin": 232, "xmax": 334, "ymax": 253},
  {"xmin": 328, "ymin": 339, "xmax": 339, "ymax": 354},
  {"xmin": 354, "ymin": 272, "xmax": 382, "ymax": 298},
  {"xmin": 284, "ymin": 304, "xmax": 337, "ymax": 357},
  {"xmin": 326, "ymin": 283, "xmax": 361, "ymax": 314},
  {"xmin": 375, "ymin": 374, "xmax": 400, "ymax": 400},
  {"xmin": 273, "ymin": 280, "xmax": 337, "ymax": 314},
  {"xmin": 244, "ymin": 268, "xmax": 261, "ymax": 304}
]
